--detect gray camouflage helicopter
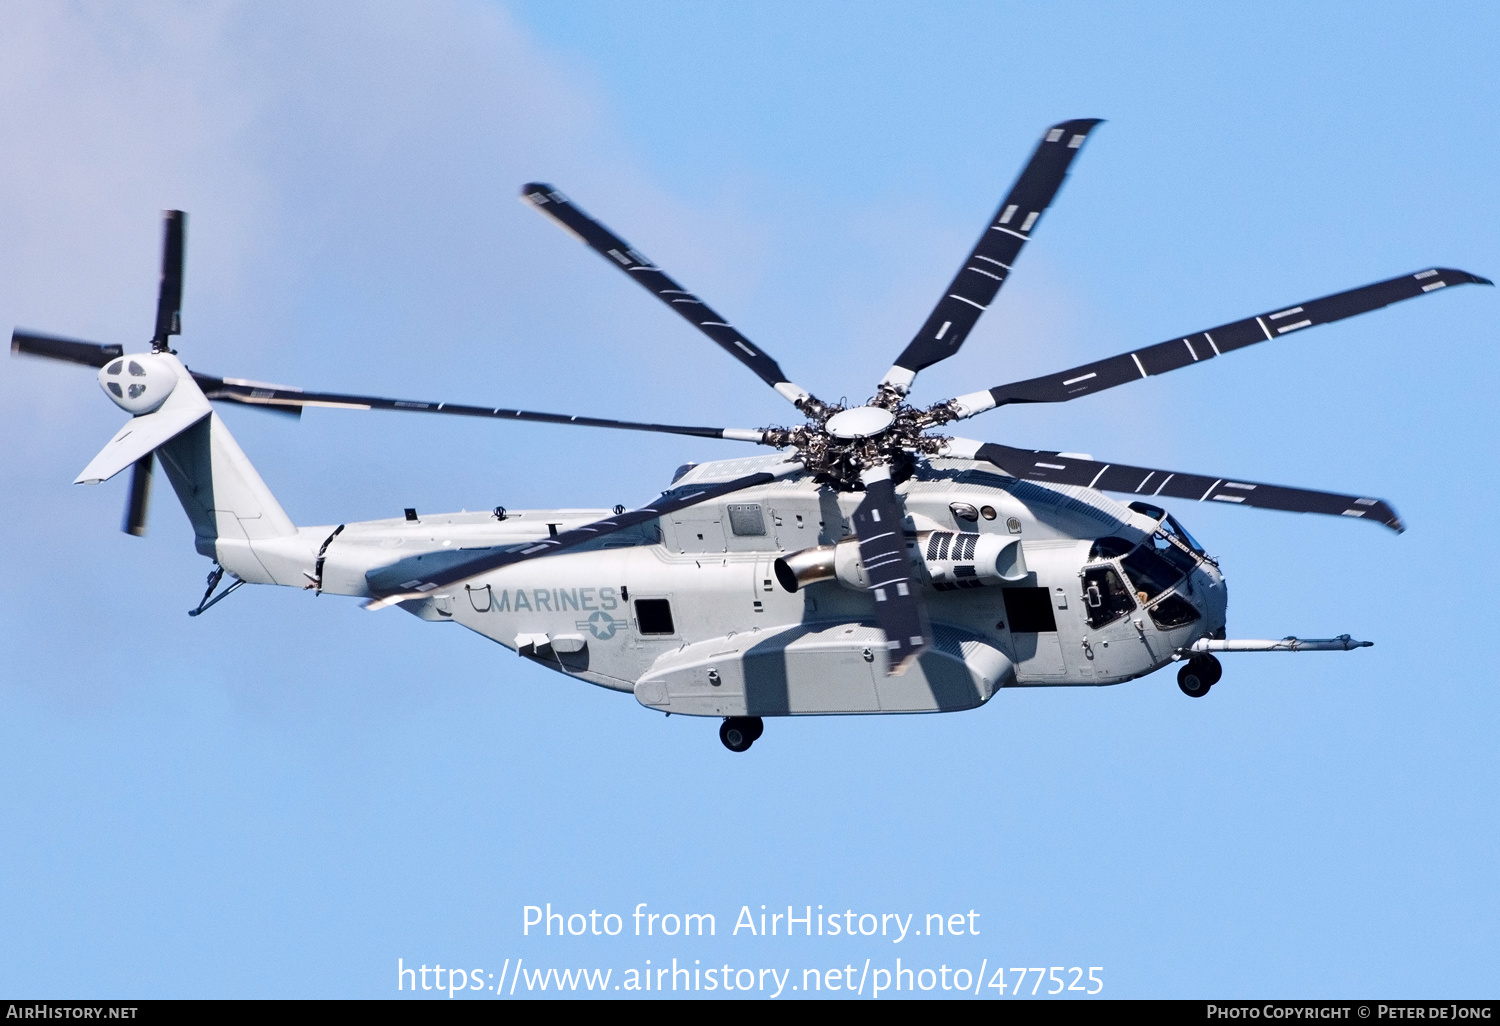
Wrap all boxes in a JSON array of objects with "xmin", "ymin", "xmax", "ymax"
[{"xmin": 13, "ymin": 119, "xmax": 1490, "ymax": 751}]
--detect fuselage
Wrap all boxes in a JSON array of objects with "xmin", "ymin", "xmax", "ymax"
[{"xmin": 232, "ymin": 452, "xmax": 1227, "ymax": 717}]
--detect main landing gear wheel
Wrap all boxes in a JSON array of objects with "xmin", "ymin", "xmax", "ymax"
[
  {"xmin": 719, "ymin": 716, "xmax": 763, "ymax": 752},
  {"xmin": 1177, "ymin": 654, "xmax": 1222, "ymax": 697}
]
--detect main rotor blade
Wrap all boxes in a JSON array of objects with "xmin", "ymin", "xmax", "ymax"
[
  {"xmin": 521, "ymin": 184, "xmax": 820, "ymax": 410},
  {"xmin": 11, "ymin": 331, "xmax": 123, "ymax": 368},
  {"xmin": 853, "ymin": 465, "xmax": 932, "ymax": 675},
  {"xmin": 122, "ymin": 452, "xmax": 153, "ymax": 537},
  {"xmin": 948, "ymin": 268, "xmax": 1493, "ymax": 418},
  {"xmin": 956, "ymin": 439, "xmax": 1403, "ymax": 532},
  {"xmin": 152, "ymin": 210, "xmax": 185, "ymax": 350},
  {"xmin": 190, "ymin": 373, "xmax": 768, "ymax": 443},
  {"xmin": 366, "ymin": 465, "xmax": 800, "ymax": 607},
  {"xmin": 882, "ymin": 118, "xmax": 1103, "ymax": 394}
]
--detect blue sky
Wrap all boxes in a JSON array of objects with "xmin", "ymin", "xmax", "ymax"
[{"xmin": 1, "ymin": 1, "xmax": 1496, "ymax": 999}]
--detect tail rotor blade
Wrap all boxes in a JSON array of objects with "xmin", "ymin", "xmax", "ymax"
[
  {"xmin": 853, "ymin": 465, "xmax": 931, "ymax": 675},
  {"xmin": 122, "ymin": 451, "xmax": 153, "ymax": 536},
  {"xmin": 152, "ymin": 210, "xmax": 185, "ymax": 350},
  {"xmin": 11, "ymin": 330, "xmax": 123, "ymax": 368}
]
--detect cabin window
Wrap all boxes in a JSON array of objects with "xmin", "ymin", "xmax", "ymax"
[
  {"xmin": 1002, "ymin": 587, "xmax": 1057, "ymax": 632},
  {"xmin": 1081, "ymin": 566, "xmax": 1135, "ymax": 629},
  {"xmin": 635, "ymin": 599, "xmax": 675, "ymax": 635},
  {"xmin": 1148, "ymin": 594, "xmax": 1201, "ymax": 629}
]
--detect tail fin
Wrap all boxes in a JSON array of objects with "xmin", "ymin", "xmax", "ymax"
[{"xmin": 79, "ymin": 353, "xmax": 297, "ymax": 583}]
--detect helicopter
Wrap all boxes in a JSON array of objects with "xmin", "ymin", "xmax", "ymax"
[{"xmin": 12, "ymin": 118, "xmax": 1491, "ymax": 752}]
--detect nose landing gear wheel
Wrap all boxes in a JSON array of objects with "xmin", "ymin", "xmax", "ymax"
[
  {"xmin": 1177, "ymin": 654, "xmax": 1221, "ymax": 697},
  {"xmin": 719, "ymin": 716, "xmax": 763, "ymax": 752}
]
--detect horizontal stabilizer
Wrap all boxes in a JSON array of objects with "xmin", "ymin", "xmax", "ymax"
[{"xmin": 76, "ymin": 405, "xmax": 209, "ymax": 484}]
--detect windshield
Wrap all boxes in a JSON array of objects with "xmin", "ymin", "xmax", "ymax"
[{"xmin": 1121, "ymin": 545, "xmax": 1184, "ymax": 601}]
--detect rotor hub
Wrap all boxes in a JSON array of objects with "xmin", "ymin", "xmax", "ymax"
[{"xmin": 824, "ymin": 405, "xmax": 895, "ymax": 440}]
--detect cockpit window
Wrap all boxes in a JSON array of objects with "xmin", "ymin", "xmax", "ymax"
[
  {"xmin": 1162, "ymin": 513, "xmax": 1204, "ymax": 555},
  {"xmin": 1129, "ymin": 500, "xmax": 1166, "ymax": 521},
  {"xmin": 1088, "ymin": 536, "xmax": 1133, "ymax": 559},
  {"xmin": 1121, "ymin": 546, "xmax": 1184, "ymax": 601},
  {"xmin": 1149, "ymin": 531, "xmax": 1199, "ymax": 577},
  {"xmin": 1082, "ymin": 566, "xmax": 1135, "ymax": 629}
]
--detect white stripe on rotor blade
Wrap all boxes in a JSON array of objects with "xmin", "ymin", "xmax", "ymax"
[
  {"xmin": 1268, "ymin": 306, "xmax": 1305, "ymax": 319},
  {"xmin": 1183, "ymin": 338, "xmax": 1199, "ymax": 361},
  {"xmin": 1062, "ymin": 372, "xmax": 1097, "ymax": 386},
  {"xmin": 973, "ymin": 255, "xmax": 1011, "ymax": 269},
  {"xmin": 967, "ymin": 266, "xmax": 1002, "ymax": 281},
  {"xmin": 1045, "ymin": 129, "xmax": 1064, "ymax": 143},
  {"xmin": 1152, "ymin": 474, "xmax": 1175, "ymax": 495},
  {"xmin": 1421, "ymin": 281, "xmax": 1447, "ymax": 292},
  {"xmin": 1136, "ymin": 472, "xmax": 1155, "ymax": 491},
  {"xmin": 1341, "ymin": 509, "xmax": 1367, "ymax": 517},
  {"xmin": 1276, "ymin": 319, "xmax": 1312, "ymax": 333},
  {"xmin": 1020, "ymin": 211, "xmax": 1040, "ymax": 232},
  {"xmin": 1131, "ymin": 352, "xmax": 1148, "ymax": 378},
  {"xmin": 1211, "ymin": 494, "xmax": 1246, "ymax": 503},
  {"xmin": 1198, "ymin": 479, "xmax": 1223, "ymax": 501},
  {"xmin": 1036, "ymin": 462, "xmax": 1067, "ymax": 470},
  {"xmin": 1222, "ymin": 481, "xmax": 1256, "ymax": 490},
  {"xmin": 1255, "ymin": 316, "xmax": 1274, "ymax": 341},
  {"xmin": 1415, "ymin": 270, "xmax": 1439, "ymax": 279},
  {"xmin": 1068, "ymin": 134, "xmax": 1086, "ymax": 148},
  {"xmin": 999, "ymin": 204, "xmax": 1019, "ymax": 224},
  {"xmin": 935, "ymin": 320, "xmax": 951, "ymax": 340},
  {"xmin": 948, "ymin": 294, "xmax": 988, "ymax": 311},
  {"xmin": 1088, "ymin": 465, "xmax": 1111, "ymax": 489},
  {"xmin": 1204, "ymin": 332, "xmax": 1221, "ymax": 355},
  {"xmin": 990, "ymin": 226, "xmax": 1029, "ymax": 241}
]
